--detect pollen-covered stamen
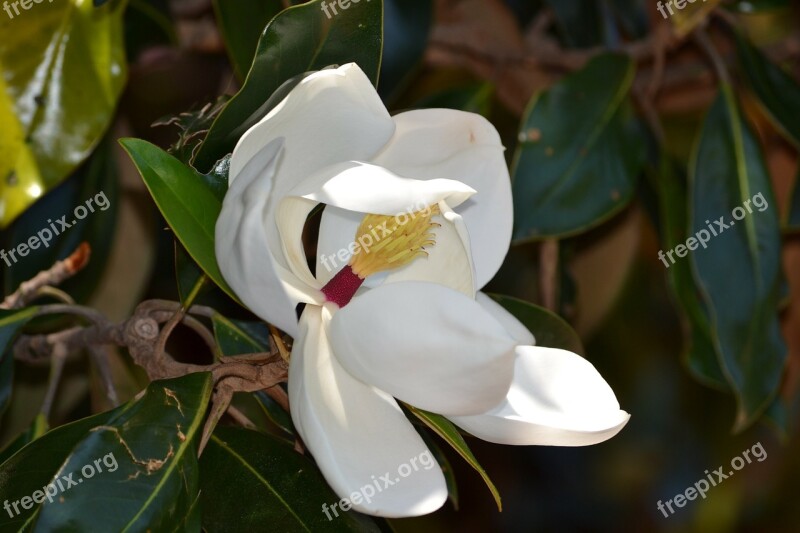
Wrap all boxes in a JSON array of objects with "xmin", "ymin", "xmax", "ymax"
[{"xmin": 321, "ymin": 204, "xmax": 440, "ymax": 307}]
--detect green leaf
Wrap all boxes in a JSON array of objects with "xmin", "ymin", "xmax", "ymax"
[
  {"xmin": 787, "ymin": 168, "xmax": 800, "ymax": 232},
  {"xmin": 0, "ymin": 413, "xmax": 48, "ymax": 466},
  {"xmin": 0, "ymin": 0, "xmax": 126, "ymax": 227},
  {"xmin": 407, "ymin": 406, "xmax": 501, "ymax": 512},
  {"xmin": 735, "ymin": 31, "xmax": 800, "ymax": 147},
  {"xmin": 119, "ymin": 138, "xmax": 240, "ymax": 304},
  {"xmin": 0, "ymin": 307, "xmax": 39, "ymax": 417},
  {"xmin": 652, "ymin": 158, "xmax": 728, "ymax": 390},
  {"xmin": 3, "ymin": 136, "xmax": 118, "ymax": 303},
  {"xmin": 414, "ymin": 82, "xmax": 494, "ymax": 117},
  {"xmin": 29, "ymin": 373, "xmax": 213, "ymax": 531},
  {"xmin": 200, "ymin": 426, "xmax": 380, "ymax": 532},
  {"xmin": 253, "ymin": 390, "xmax": 296, "ymax": 437},
  {"xmin": 689, "ymin": 85, "xmax": 786, "ymax": 430},
  {"xmin": 511, "ymin": 53, "xmax": 643, "ymax": 241},
  {"xmin": 487, "ymin": 294, "xmax": 584, "ymax": 355},
  {"xmin": 0, "ymin": 408, "xmax": 119, "ymax": 529},
  {"xmin": 212, "ymin": 314, "xmax": 270, "ymax": 357},
  {"xmin": 193, "ymin": 0, "xmax": 383, "ymax": 171},
  {"xmin": 212, "ymin": 0, "xmax": 283, "ymax": 81}
]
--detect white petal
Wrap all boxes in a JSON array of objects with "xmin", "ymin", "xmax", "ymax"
[
  {"xmin": 475, "ymin": 292, "xmax": 535, "ymax": 345},
  {"xmin": 328, "ymin": 282, "xmax": 516, "ymax": 415},
  {"xmin": 380, "ymin": 201, "xmax": 475, "ymax": 297},
  {"xmin": 215, "ymin": 139, "xmax": 322, "ymax": 337},
  {"xmin": 372, "ymin": 109, "xmax": 513, "ymax": 288},
  {"xmin": 449, "ymin": 346, "xmax": 630, "ymax": 446},
  {"xmin": 289, "ymin": 305, "xmax": 447, "ymax": 517},
  {"xmin": 230, "ymin": 63, "xmax": 394, "ymax": 185},
  {"xmin": 288, "ymin": 160, "xmax": 475, "ymax": 215},
  {"xmin": 228, "ymin": 63, "xmax": 395, "ymax": 279}
]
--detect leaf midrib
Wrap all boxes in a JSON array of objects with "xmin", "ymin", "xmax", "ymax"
[{"xmin": 210, "ymin": 434, "xmax": 311, "ymax": 532}]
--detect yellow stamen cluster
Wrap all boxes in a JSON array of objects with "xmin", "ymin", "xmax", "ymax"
[{"xmin": 350, "ymin": 204, "xmax": 440, "ymax": 279}]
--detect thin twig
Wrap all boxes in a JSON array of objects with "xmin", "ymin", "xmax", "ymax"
[
  {"xmin": 1, "ymin": 243, "xmax": 90, "ymax": 309},
  {"xmin": 41, "ymin": 343, "xmax": 68, "ymax": 419},
  {"xmin": 539, "ymin": 239, "xmax": 559, "ymax": 312},
  {"xmin": 89, "ymin": 345, "xmax": 120, "ymax": 407}
]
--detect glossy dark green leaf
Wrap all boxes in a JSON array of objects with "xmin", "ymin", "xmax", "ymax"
[
  {"xmin": 787, "ymin": 169, "xmax": 800, "ymax": 232},
  {"xmin": 407, "ymin": 406, "xmax": 501, "ymax": 511},
  {"xmin": 488, "ymin": 294, "xmax": 584, "ymax": 355},
  {"xmin": 213, "ymin": 0, "xmax": 283, "ymax": 80},
  {"xmin": 653, "ymin": 158, "xmax": 728, "ymax": 390},
  {"xmin": 0, "ymin": 307, "xmax": 38, "ymax": 417},
  {"xmin": 212, "ymin": 314, "xmax": 270, "ymax": 357},
  {"xmin": 0, "ymin": 0, "xmax": 126, "ymax": 227},
  {"xmin": 689, "ymin": 86, "xmax": 786, "ymax": 430},
  {"xmin": 30, "ymin": 373, "xmax": 213, "ymax": 531},
  {"xmin": 0, "ymin": 413, "xmax": 48, "ymax": 466},
  {"xmin": 735, "ymin": 31, "xmax": 800, "ymax": 147},
  {"xmin": 193, "ymin": 0, "xmax": 383, "ymax": 171},
  {"xmin": 200, "ymin": 426, "xmax": 380, "ymax": 532},
  {"xmin": 414, "ymin": 82, "xmax": 494, "ymax": 117},
  {"xmin": 379, "ymin": 0, "xmax": 433, "ymax": 101},
  {"xmin": 0, "ymin": 408, "xmax": 119, "ymax": 530},
  {"xmin": 3, "ymin": 136, "xmax": 118, "ymax": 304},
  {"xmin": 120, "ymin": 138, "xmax": 240, "ymax": 304},
  {"xmin": 253, "ymin": 390, "xmax": 295, "ymax": 437},
  {"xmin": 511, "ymin": 53, "xmax": 643, "ymax": 241}
]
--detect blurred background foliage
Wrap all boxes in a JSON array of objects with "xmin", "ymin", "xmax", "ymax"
[{"xmin": 1, "ymin": 0, "xmax": 800, "ymax": 531}]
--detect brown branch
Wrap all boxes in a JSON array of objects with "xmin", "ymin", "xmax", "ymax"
[
  {"xmin": 1, "ymin": 243, "xmax": 90, "ymax": 310},
  {"xmin": 539, "ymin": 239, "xmax": 559, "ymax": 312}
]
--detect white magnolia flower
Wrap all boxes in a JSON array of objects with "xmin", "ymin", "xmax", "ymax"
[{"xmin": 215, "ymin": 63, "xmax": 629, "ymax": 518}]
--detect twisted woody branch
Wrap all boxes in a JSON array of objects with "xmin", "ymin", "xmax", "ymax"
[{"xmin": 5, "ymin": 244, "xmax": 291, "ymax": 453}]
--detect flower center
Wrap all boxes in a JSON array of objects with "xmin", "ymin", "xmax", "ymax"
[{"xmin": 321, "ymin": 204, "xmax": 440, "ymax": 307}]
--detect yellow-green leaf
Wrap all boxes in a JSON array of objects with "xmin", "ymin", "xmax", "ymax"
[{"xmin": 0, "ymin": 0, "xmax": 127, "ymax": 227}]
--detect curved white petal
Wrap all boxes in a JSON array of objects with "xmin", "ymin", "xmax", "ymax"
[
  {"xmin": 449, "ymin": 346, "xmax": 630, "ymax": 446},
  {"xmin": 229, "ymin": 63, "xmax": 395, "ymax": 277},
  {"xmin": 288, "ymin": 160, "xmax": 475, "ymax": 215},
  {"xmin": 289, "ymin": 305, "xmax": 447, "ymax": 517},
  {"xmin": 230, "ymin": 63, "xmax": 394, "ymax": 184},
  {"xmin": 380, "ymin": 201, "xmax": 475, "ymax": 297},
  {"xmin": 475, "ymin": 292, "xmax": 535, "ymax": 345},
  {"xmin": 372, "ymin": 109, "xmax": 513, "ymax": 288},
  {"xmin": 329, "ymin": 282, "xmax": 516, "ymax": 415},
  {"xmin": 216, "ymin": 139, "xmax": 322, "ymax": 337}
]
